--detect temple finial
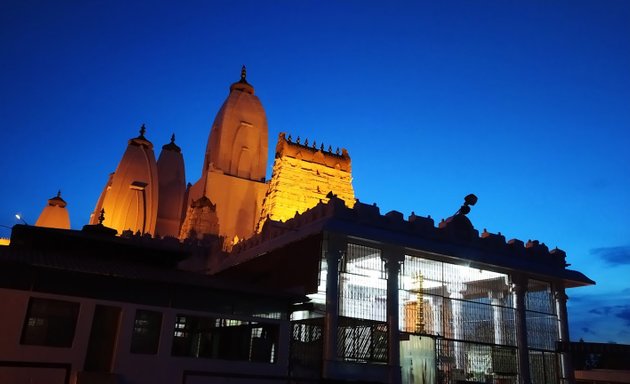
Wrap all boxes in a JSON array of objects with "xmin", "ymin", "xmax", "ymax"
[
  {"xmin": 241, "ymin": 65, "xmax": 247, "ymax": 81},
  {"xmin": 98, "ymin": 208, "xmax": 105, "ymax": 224},
  {"xmin": 139, "ymin": 124, "xmax": 146, "ymax": 137},
  {"xmin": 170, "ymin": 133, "xmax": 175, "ymax": 143},
  {"xmin": 57, "ymin": 190, "xmax": 61, "ymax": 198}
]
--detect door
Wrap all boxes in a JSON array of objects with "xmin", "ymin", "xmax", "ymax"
[{"xmin": 84, "ymin": 305, "xmax": 122, "ymax": 372}]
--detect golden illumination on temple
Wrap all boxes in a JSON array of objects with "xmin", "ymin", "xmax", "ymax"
[
  {"xmin": 89, "ymin": 124, "xmax": 159, "ymax": 235},
  {"xmin": 35, "ymin": 191, "xmax": 71, "ymax": 230},
  {"xmin": 84, "ymin": 67, "xmax": 357, "ymax": 246},
  {"xmin": 257, "ymin": 132, "xmax": 355, "ymax": 231},
  {"xmin": 184, "ymin": 65, "xmax": 269, "ymax": 244}
]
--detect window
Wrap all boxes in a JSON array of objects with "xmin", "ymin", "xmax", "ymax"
[
  {"xmin": 21, "ymin": 297, "xmax": 80, "ymax": 348},
  {"xmin": 130, "ymin": 309, "xmax": 162, "ymax": 354},
  {"xmin": 171, "ymin": 315, "xmax": 278, "ymax": 363}
]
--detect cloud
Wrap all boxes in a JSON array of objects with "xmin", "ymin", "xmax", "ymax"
[
  {"xmin": 569, "ymin": 290, "xmax": 630, "ymax": 344},
  {"xmin": 589, "ymin": 306, "xmax": 615, "ymax": 315},
  {"xmin": 590, "ymin": 246, "xmax": 630, "ymax": 266},
  {"xmin": 586, "ymin": 304, "xmax": 630, "ymax": 325},
  {"xmin": 616, "ymin": 306, "xmax": 630, "ymax": 327}
]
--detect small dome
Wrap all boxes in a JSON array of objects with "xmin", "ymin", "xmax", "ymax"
[
  {"xmin": 47, "ymin": 190, "xmax": 67, "ymax": 208},
  {"xmin": 161, "ymin": 133, "xmax": 181, "ymax": 153},
  {"xmin": 129, "ymin": 124, "xmax": 154, "ymax": 149}
]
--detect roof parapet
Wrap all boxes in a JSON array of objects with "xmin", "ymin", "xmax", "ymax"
[
  {"xmin": 275, "ymin": 132, "xmax": 351, "ymax": 172},
  {"xmin": 232, "ymin": 196, "xmax": 570, "ymax": 270}
]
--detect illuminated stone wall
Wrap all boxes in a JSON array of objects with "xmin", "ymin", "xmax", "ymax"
[
  {"xmin": 90, "ymin": 126, "xmax": 159, "ymax": 235},
  {"xmin": 185, "ymin": 67, "xmax": 269, "ymax": 245},
  {"xmin": 35, "ymin": 191, "xmax": 71, "ymax": 230},
  {"xmin": 258, "ymin": 133, "xmax": 355, "ymax": 230},
  {"xmin": 156, "ymin": 136, "xmax": 187, "ymax": 238}
]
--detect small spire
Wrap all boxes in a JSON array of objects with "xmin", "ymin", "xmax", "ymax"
[
  {"xmin": 304, "ymin": 138, "xmax": 308, "ymax": 146},
  {"xmin": 170, "ymin": 133, "xmax": 175, "ymax": 143},
  {"xmin": 241, "ymin": 65, "xmax": 247, "ymax": 81},
  {"xmin": 287, "ymin": 134, "xmax": 292, "ymax": 142},
  {"xmin": 98, "ymin": 209, "xmax": 105, "ymax": 224},
  {"xmin": 139, "ymin": 124, "xmax": 146, "ymax": 137},
  {"xmin": 57, "ymin": 190, "xmax": 61, "ymax": 198}
]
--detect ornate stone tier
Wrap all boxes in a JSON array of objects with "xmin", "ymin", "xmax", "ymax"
[
  {"xmin": 257, "ymin": 133, "xmax": 356, "ymax": 231},
  {"xmin": 274, "ymin": 132, "xmax": 351, "ymax": 172},
  {"xmin": 227, "ymin": 194, "xmax": 592, "ymax": 287}
]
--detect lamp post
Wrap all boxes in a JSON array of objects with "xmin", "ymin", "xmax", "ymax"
[{"xmin": 15, "ymin": 214, "xmax": 28, "ymax": 225}]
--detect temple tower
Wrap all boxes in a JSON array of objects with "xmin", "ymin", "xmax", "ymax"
[
  {"xmin": 184, "ymin": 66, "xmax": 269, "ymax": 244},
  {"xmin": 155, "ymin": 134, "xmax": 187, "ymax": 237},
  {"xmin": 35, "ymin": 191, "xmax": 71, "ymax": 229},
  {"xmin": 257, "ymin": 132, "xmax": 355, "ymax": 230},
  {"xmin": 89, "ymin": 125, "xmax": 159, "ymax": 235}
]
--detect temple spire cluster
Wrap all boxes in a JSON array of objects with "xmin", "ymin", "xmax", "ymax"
[{"xmin": 33, "ymin": 67, "xmax": 356, "ymax": 248}]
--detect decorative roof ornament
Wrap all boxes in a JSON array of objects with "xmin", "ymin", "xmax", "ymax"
[
  {"xmin": 455, "ymin": 194, "xmax": 478, "ymax": 216},
  {"xmin": 229, "ymin": 65, "xmax": 254, "ymax": 93},
  {"xmin": 47, "ymin": 190, "xmax": 67, "ymax": 207},
  {"xmin": 139, "ymin": 123, "xmax": 146, "ymax": 138},
  {"xmin": 241, "ymin": 65, "xmax": 247, "ymax": 82},
  {"xmin": 98, "ymin": 208, "xmax": 106, "ymax": 224},
  {"xmin": 162, "ymin": 132, "xmax": 181, "ymax": 152}
]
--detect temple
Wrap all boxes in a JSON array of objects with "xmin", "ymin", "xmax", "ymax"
[
  {"xmin": 0, "ymin": 68, "xmax": 597, "ymax": 384},
  {"xmin": 34, "ymin": 191, "xmax": 71, "ymax": 229}
]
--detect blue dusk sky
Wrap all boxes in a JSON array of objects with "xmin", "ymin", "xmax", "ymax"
[{"xmin": 1, "ymin": 1, "xmax": 629, "ymax": 343}]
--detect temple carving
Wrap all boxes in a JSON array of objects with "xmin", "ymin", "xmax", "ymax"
[
  {"xmin": 78, "ymin": 67, "xmax": 355, "ymax": 248},
  {"xmin": 257, "ymin": 132, "xmax": 355, "ymax": 231}
]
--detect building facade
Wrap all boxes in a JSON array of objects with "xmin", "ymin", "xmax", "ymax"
[{"xmin": 1, "ymin": 68, "xmax": 595, "ymax": 384}]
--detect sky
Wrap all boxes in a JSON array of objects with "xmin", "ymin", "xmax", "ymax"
[{"xmin": 1, "ymin": 0, "xmax": 629, "ymax": 343}]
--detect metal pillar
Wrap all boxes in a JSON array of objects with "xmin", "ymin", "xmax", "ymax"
[
  {"xmin": 512, "ymin": 276, "xmax": 531, "ymax": 384},
  {"xmin": 383, "ymin": 248, "xmax": 403, "ymax": 384},
  {"xmin": 323, "ymin": 233, "xmax": 344, "ymax": 368},
  {"xmin": 555, "ymin": 287, "xmax": 575, "ymax": 384}
]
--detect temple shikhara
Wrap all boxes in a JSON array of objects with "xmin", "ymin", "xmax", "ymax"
[{"xmin": 0, "ymin": 68, "xmax": 595, "ymax": 384}]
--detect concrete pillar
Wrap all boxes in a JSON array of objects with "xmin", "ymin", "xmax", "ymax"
[
  {"xmin": 512, "ymin": 276, "xmax": 531, "ymax": 384},
  {"xmin": 450, "ymin": 292, "xmax": 465, "ymax": 371},
  {"xmin": 429, "ymin": 296, "xmax": 442, "ymax": 336},
  {"xmin": 382, "ymin": 247, "xmax": 404, "ymax": 384},
  {"xmin": 554, "ymin": 286, "xmax": 575, "ymax": 384},
  {"xmin": 490, "ymin": 293, "xmax": 505, "ymax": 345},
  {"xmin": 323, "ymin": 233, "xmax": 345, "ymax": 366}
]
